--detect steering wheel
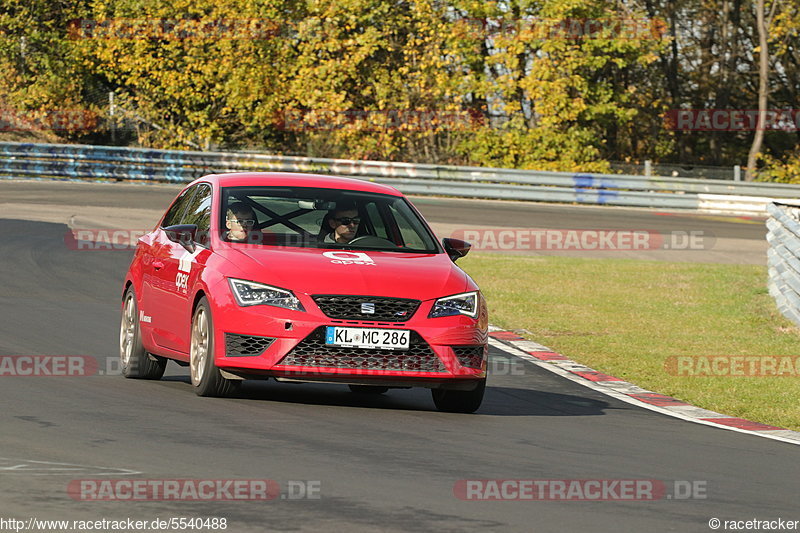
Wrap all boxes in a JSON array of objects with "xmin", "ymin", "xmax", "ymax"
[{"xmin": 348, "ymin": 235, "xmax": 397, "ymax": 247}]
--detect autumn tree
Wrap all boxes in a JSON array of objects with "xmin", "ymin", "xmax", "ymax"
[{"xmin": 0, "ymin": 0, "xmax": 97, "ymax": 138}]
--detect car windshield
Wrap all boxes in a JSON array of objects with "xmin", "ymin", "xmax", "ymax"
[{"xmin": 219, "ymin": 186, "xmax": 440, "ymax": 253}]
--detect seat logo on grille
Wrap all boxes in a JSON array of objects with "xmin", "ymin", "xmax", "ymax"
[{"xmin": 361, "ymin": 303, "xmax": 375, "ymax": 314}]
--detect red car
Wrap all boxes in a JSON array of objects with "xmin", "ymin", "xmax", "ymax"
[{"xmin": 120, "ymin": 173, "xmax": 488, "ymax": 412}]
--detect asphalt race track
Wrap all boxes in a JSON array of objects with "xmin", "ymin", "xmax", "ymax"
[
  {"xmin": 0, "ymin": 179, "xmax": 770, "ymax": 263},
  {"xmin": 0, "ymin": 182, "xmax": 797, "ymax": 532}
]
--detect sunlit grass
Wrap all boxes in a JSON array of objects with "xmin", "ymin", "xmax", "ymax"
[{"xmin": 459, "ymin": 253, "xmax": 800, "ymax": 431}]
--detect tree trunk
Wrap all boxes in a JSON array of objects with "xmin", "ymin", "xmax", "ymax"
[{"xmin": 746, "ymin": 0, "xmax": 769, "ymax": 181}]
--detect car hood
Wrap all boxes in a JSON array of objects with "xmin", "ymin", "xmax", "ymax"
[{"xmin": 220, "ymin": 246, "xmax": 471, "ymax": 300}]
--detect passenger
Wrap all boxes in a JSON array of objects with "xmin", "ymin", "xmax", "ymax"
[{"xmin": 223, "ymin": 203, "xmax": 262, "ymax": 243}]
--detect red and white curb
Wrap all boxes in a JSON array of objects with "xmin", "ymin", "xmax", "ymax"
[{"xmin": 488, "ymin": 327, "xmax": 800, "ymax": 446}]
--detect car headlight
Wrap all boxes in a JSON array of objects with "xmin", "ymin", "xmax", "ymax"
[
  {"xmin": 429, "ymin": 291, "xmax": 478, "ymax": 318},
  {"xmin": 228, "ymin": 278, "xmax": 305, "ymax": 311}
]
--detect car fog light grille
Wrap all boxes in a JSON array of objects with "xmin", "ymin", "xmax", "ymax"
[
  {"xmin": 225, "ymin": 334, "xmax": 276, "ymax": 357},
  {"xmin": 452, "ymin": 345, "xmax": 486, "ymax": 369}
]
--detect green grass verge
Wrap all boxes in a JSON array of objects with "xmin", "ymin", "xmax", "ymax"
[{"xmin": 458, "ymin": 253, "xmax": 800, "ymax": 432}]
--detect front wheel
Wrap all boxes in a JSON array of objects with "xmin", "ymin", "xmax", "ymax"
[
  {"xmin": 120, "ymin": 288, "xmax": 166, "ymax": 380},
  {"xmin": 190, "ymin": 297, "xmax": 240, "ymax": 397},
  {"xmin": 432, "ymin": 379, "xmax": 486, "ymax": 413}
]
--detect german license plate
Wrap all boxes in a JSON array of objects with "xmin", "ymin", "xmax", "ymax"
[{"xmin": 325, "ymin": 327, "xmax": 410, "ymax": 350}]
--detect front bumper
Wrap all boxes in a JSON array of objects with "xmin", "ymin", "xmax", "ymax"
[{"xmin": 210, "ymin": 295, "xmax": 488, "ymax": 383}]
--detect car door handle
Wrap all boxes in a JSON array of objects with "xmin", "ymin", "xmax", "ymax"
[{"xmin": 153, "ymin": 261, "xmax": 165, "ymax": 270}]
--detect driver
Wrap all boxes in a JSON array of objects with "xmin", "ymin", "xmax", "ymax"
[{"xmin": 323, "ymin": 203, "xmax": 360, "ymax": 244}]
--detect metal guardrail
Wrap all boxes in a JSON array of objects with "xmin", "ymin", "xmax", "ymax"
[
  {"xmin": 767, "ymin": 202, "xmax": 800, "ymax": 327},
  {"xmin": 1, "ymin": 141, "xmax": 799, "ymax": 213}
]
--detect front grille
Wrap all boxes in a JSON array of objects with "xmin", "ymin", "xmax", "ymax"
[
  {"xmin": 276, "ymin": 327, "xmax": 445, "ymax": 372},
  {"xmin": 225, "ymin": 333, "xmax": 275, "ymax": 357},
  {"xmin": 452, "ymin": 345, "xmax": 486, "ymax": 369},
  {"xmin": 312, "ymin": 295, "xmax": 420, "ymax": 322}
]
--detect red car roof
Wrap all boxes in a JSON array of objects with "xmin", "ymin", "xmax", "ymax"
[{"xmin": 199, "ymin": 172, "xmax": 404, "ymax": 196}]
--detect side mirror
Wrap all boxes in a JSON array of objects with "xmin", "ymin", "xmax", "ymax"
[
  {"xmin": 163, "ymin": 224, "xmax": 198, "ymax": 253},
  {"xmin": 442, "ymin": 238, "xmax": 471, "ymax": 262}
]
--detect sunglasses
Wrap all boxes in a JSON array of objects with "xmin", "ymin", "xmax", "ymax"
[
  {"xmin": 229, "ymin": 218, "xmax": 256, "ymax": 228},
  {"xmin": 335, "ymin": 217, "xmax": 361, "ymax": 226}
]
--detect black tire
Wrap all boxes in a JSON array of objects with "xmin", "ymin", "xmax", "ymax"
[
  {"xmin": 432, "ymin": 379, "xmax": 486, "ymax": 413},
  {"xmin": 120, "ymin": 288, "xmax": 166, "ymax": 380},
  {"xmin": 348, "ymin": 385, "xmax": 389, "ymax": 394},
  {"xmin": 190, "ymin": 297, "xmax": 240, "ymax": 397}
]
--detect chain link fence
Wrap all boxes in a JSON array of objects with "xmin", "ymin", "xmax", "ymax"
[{"xmin": 767, "ymin": 202, "xmax": 800, "ymax": 327}]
